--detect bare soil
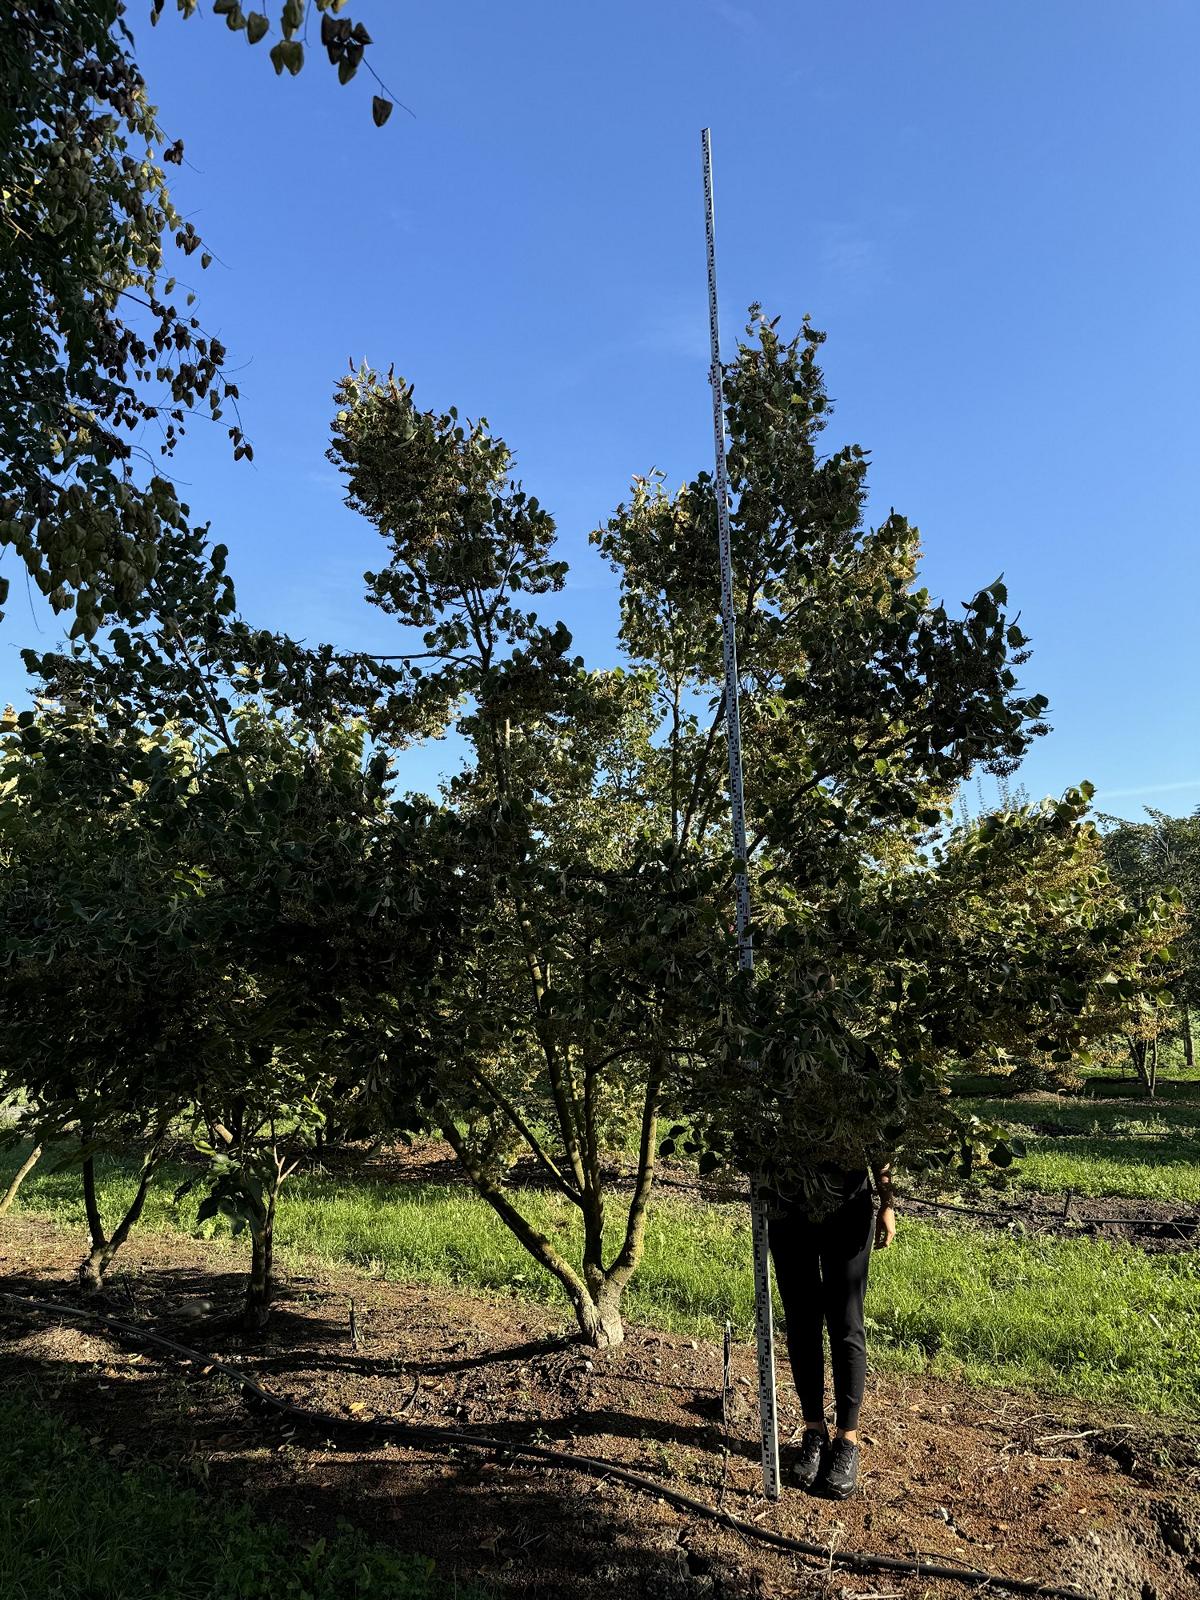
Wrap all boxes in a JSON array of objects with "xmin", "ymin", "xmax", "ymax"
[
  {"xmin": 2, "ymin": 1216, "xmax": 1198, "ymax": 1600},
  {"xmin": 897, "ymin": 1190, "xmax": 1200, "ymax": 1254}
]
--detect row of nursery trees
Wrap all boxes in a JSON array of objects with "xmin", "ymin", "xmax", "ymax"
[{"xmin": 0, "ymin": 312, "xmax": 1185, "ymax": 1341}]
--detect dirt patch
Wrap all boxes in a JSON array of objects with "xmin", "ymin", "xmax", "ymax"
[
  {"xmin": 3, "ymin": 1216, "xmax": 1198, "ymax": 1599},
  {"xmin": 1057, "ymin": 1525, "xmax": 1173, "ymax": 1600},
  {"xmin": 899, "ymin": 1190, "xmax": 1200, "ymax": 1254}
]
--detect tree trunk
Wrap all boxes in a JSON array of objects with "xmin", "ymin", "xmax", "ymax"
[
  {"xmin": 1183, "ymin": 1000, "xmax": 1194, "ymax": 1070},
  {"xmin": 1126, "ymin": 1035, "xmax": 1150, "ymax": 1092},
  {"xmin": 575, "ymin": 1072, "xmax": 661, "ymax": 1349},
  {"xmin": 243, "ymin": 1201, "xmax": 275, "ymax": 1333},
  {"xmin": 1148, "ymin": 1035, "xmax": 1159, "ymax": 1098},
  {"xmin": 79, "ymin": 1152, "xmax": 108, "ymax": 1293},
  {"xmin": 78, "ymin": 1140, "xmax": 163, "ymax": 1293},
  {"xmin": 441, "ymin": 1119, "xmax": 620, "ymax": 1346},
  {"xmin": 0, "ymin": 1143, "xmax": 43, "ymax": 1217},
  {"xmin": 576, "ymin": 1280, "xmax": 626, "ymax": 1348},
  {"xmin": 442, "ymin": 1057, "xmax": 662, "ymax": 1353}
]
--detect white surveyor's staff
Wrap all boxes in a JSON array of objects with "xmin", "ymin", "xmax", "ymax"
[{"xmin": 701, "ymin": 127, "xmax": 781, "ymax": 1502}]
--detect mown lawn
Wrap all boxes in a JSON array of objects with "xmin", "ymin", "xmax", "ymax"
[
  {"xmin": 5, "ymin": 1145, "xmax": 1199, "ymax": 1418},
  {"xmin": 964, "ymin": 1097, "xmax": 1200, "ymax": 1203},
  {"xmin": 0, "ymin": 1386, "xmax": 462, "ymax": 1600}
]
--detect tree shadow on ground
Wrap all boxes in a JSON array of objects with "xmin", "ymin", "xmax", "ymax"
[
  {"xmin": 0, "ymin": 1264, "xmax": 762, "ymax": 1471},
  {"xmin": 0, "ymin": 1318, "xmax": 791, "ymax": 1600}
]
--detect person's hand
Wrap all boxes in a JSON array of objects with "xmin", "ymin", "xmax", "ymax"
[{"xmin": 874, "ymin": 1204, "xmax": 896, "ymax": 1250}]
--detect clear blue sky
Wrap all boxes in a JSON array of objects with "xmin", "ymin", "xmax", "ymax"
[{"xmin": 4, "ymin": 0, "xmax": 1197, "ymax": 818}]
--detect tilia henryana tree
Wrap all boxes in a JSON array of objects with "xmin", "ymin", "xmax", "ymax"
[
  {"xmin": 326, "ymin": 313, "xmax": 1165, "ymax": 1345},
  {"xmin": 4, "ymin": 310, "xmax": 1168, "ymax": 1340},
  {"xmin": 1, "ymin": 0, "xmax": 393, "ymax": 633}
]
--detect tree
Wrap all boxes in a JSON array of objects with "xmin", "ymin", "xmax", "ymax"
[
  {"xmin": 326, "ymin": 368, "xmax": 704, "ymax": 1346},
  {"xmin": 1101, "ymin": 809, "xmax": 1199, "ymax": 1087},
  {"xmin": 0, "ymin": 1, "xmax": 392, "ymax": 632},
  {"xmin": 0, "ymin": 655, "xmax": 455, "ymax": 1320},
  {"xmin": 320, "ymin": 313, "xmax": 1141, "ymax": 1344},
  {"xmin": 593, "ymin": 312, "xmax": 1175, "ymax": 1202},
  {"xmin": 0, "ymin": 707, "xmax": 227, "ymax": 1288}
]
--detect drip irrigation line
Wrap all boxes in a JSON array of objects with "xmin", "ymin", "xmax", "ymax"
[
  {"xmin": 0, "ymin": 1291, "xmax": 1092, "ymax": 1600},
  {"xmin": 619, "ymin": 1164, "xmax": 1199, "ymax": 1235},
  {"xmin": 605, "ymin": 1156, "xmax": 1198, "ymax": 1234},
  {"xmin": 901, "ymin": 1195, "xmax": 1200, "ymax": 1233}
]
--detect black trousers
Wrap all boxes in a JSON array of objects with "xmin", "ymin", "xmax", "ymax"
[{"xmin": 768, "ymin": 1189, "xmax": 875, "ymax": 1432}]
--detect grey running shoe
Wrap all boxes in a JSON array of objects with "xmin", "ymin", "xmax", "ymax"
[
  {"xmin": 819, "ymin": 1436, "xmax": 859, "ymax": 1499},
  {"xmin": 786, "ymin": 1428, "xmax": 829, "ymax": 1491}
]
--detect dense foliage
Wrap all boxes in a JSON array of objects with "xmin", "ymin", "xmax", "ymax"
[
  {"xmin": 0, "ymin": 1, "xmax": 389, "ymax": 633},
  {"xmin": 0, "ymin": 300, "xmax": 1177, "ymax": 1343},
  {"xmin": 0, "ymin": 688, "xmax": 461, "ymax": 1313}
]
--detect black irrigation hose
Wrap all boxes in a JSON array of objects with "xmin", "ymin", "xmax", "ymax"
[
  {"xmin": 0, "ymin": 1292, "xmax": 1092, "ymax": 1600},
  {"xmin": 636, "ymin": 1167, "xmax": 1199, "ymax": 1236}
]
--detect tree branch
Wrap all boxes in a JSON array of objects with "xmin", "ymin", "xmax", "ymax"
[
  {"xmin": 440, "ymin": 1119, "xmax": 594, "ymax": 1318},
  {"xmin": 608, "ymin": 1067, "xmax": 661, "ymax": 1284},
  {"xmin": 467, "ymin": 1064, "xmax": 581, "ymax": 1204}
]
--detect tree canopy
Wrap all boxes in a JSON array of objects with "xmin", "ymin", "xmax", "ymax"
[{"xmin": 0, "ymin": 1, "xmax": 392, "ymax": 634}]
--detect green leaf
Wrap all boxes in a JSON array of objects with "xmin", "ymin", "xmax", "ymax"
[
  {"xmin": 372, "ymin": 95, "xmax": 393, "ymax": 127},
  {"xmin": 246, "ymin": 11, "xmax": 270, "ymax": 43}
]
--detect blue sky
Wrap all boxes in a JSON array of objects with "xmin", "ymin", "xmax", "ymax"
[{"xmin": 4, "ymin": 0, "xmax": 1197, "ymax": 817}]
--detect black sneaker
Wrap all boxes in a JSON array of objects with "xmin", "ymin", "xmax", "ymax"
[
  {"xmin": 784, "ymin": 1428, "xmax": 829, "ymax": 1491},
  {"xmin": 818, "ymin": 1436, "xmax": 859, "ymax": 1499}
]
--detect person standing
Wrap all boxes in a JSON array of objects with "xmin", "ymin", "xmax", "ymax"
[{"xmin": 767, "ymin": 1162, "xmax": 896, "ymax": 1498}]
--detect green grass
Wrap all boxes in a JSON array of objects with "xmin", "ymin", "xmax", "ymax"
[
  {"xmin": 964, "ymin": 1097, "xmax": 1200, "ymax": 1202},
  {"xmin": 5, "ymin": 1145, "xmax": 1199, "ymax": 1418},
  {"xmin": 1078, "ymin": 1044, "xmax": 1200, "ymax": 1089},
  {"xmin": 0, "ymin": 1386, "xmax": 463, "ymax": 1600}
]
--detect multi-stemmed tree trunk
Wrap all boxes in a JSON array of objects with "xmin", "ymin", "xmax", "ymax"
[
  {"xmin": 78, "ymin": 1132, "xmax": 168, "ymax": 1293},
  {"xmin": 440, "ymin": 1059, "xmax": 662, "ymax": 1347}
]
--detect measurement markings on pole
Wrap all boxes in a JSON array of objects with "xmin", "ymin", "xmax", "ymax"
[{"xmin": 701, "ymin": 125, "xmax": 781, "ymax": 1503}]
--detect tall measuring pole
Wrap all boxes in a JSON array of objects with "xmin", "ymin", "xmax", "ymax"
[{"xmin": 701, "ymin": 126, "xmax": 781, "ymax": 1502}]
